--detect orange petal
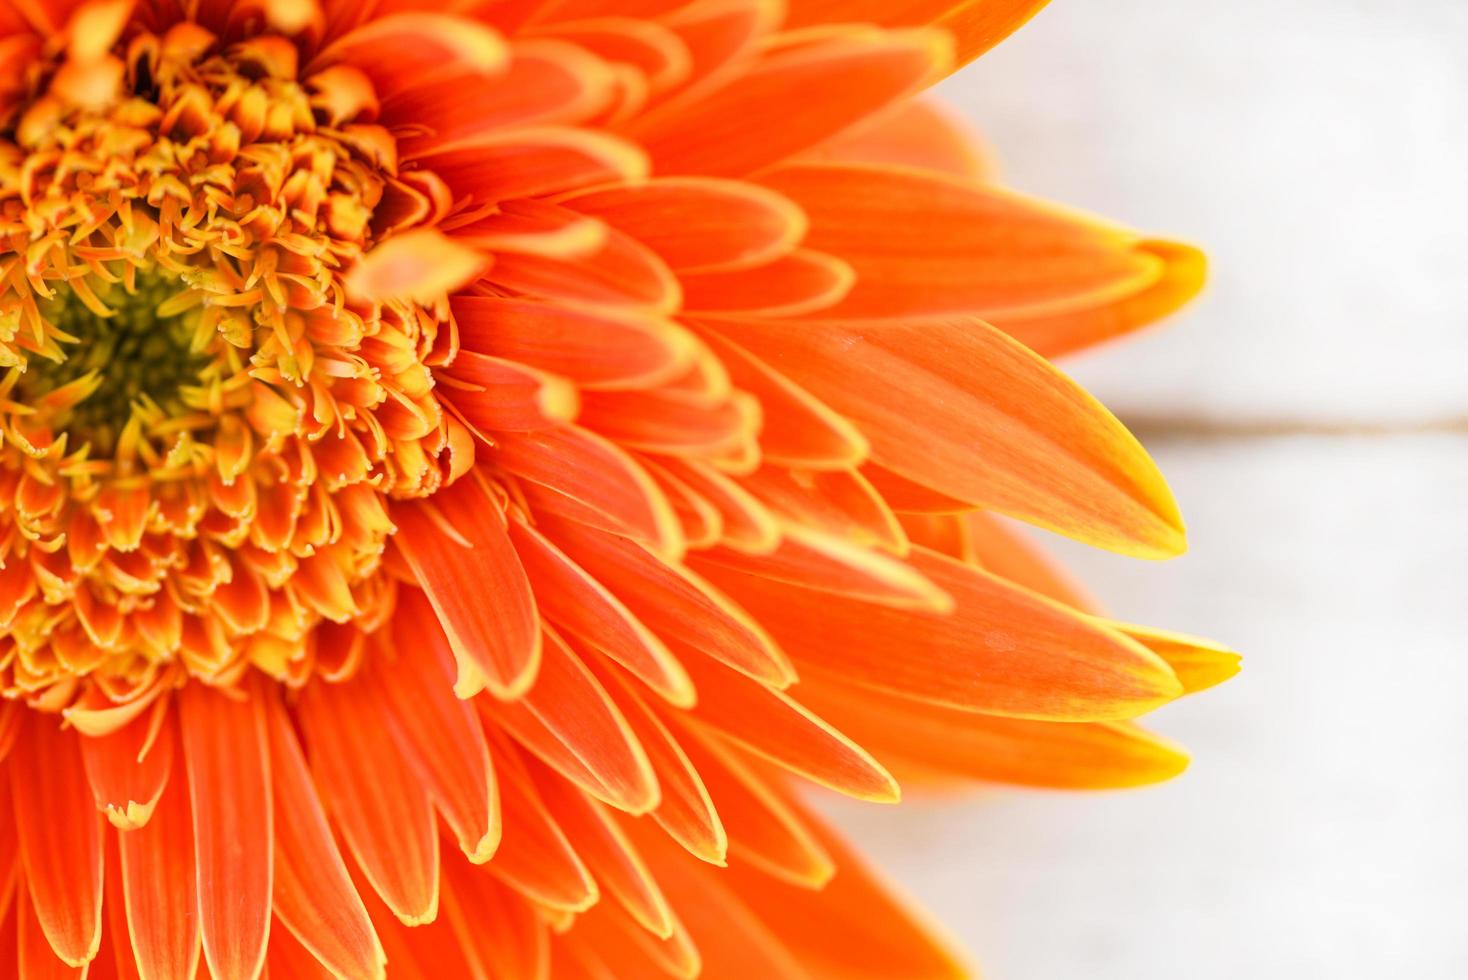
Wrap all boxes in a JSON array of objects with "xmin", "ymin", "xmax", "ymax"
[
  {"xmin": 527, "ymin": 763, "xmax": 674, "ymax": 937},
  {"xmin": 759, "ymin": 163, "xmax": 1163, "ymax": 319},
  {"xmin": 700, "ymin": 545, "xmax": 1183, "ymax": 721},
  {"xmin": 680, "ymin": 250, "xmax": 855, "ymax": 317},
  {"xmin": 117, "ymin": 737, "xmax": 201, "ymax": 980},
  {"xmin": 694, "ymin": 327, "xmax": 869, "ymax": 470},
  {"xmin": 344, "ymin": 229, "xmax": 487, "ymax": 305},
  {"xmin": 784, "ymin": 0, "xmax": 1049, "ymax": 68},
  {"xmin": 672, "ymin": 652, "xmax": 899, "ymax": 803},
  {"xmin": 538, "ymin": 514, "xmax": 794, "ymax": 687},
  {"xmin": 78, "ymin": 701, "xmax": 172, "ymax": 830},
  {"xmin": 448, "ymin": 198, "xmax": 609, "ymax": 260},
  {"xmin": 488, "ymin": 216, "xmax": 680, "ymax": 312},
  {"xmin": 720, "ymin": 799, "xmax": 971, "ymax": 980},
  {"xmin": 264, "ymin": 923, "xmax": 342, "ymax": 980},
  {"xmin": 297, "ymin": 679, "xmax": 440, "ymax": 926},
  {"xmin": 799, "ymin": 673, "xmax": 1190, "ymax": 789},
  {"xmin": 801, "ymin": 99, "xmax": 995, "ymax": 179},
  {"xmin": 479, "ymin": 736, "xmax": 598, "ymax": 912},
  {"xmin": 178, "ymin": 684, "xmax": 272, "ymax": 980},
  {"xmin": 561, "ymin": 900, "xmax": 701, "ymax": 980},
  {"xmin": 443, "ymin": 352, "xmax": 580, "ymax": 433},
  {"xmin": 392, "ymin": 475, "xmax": 543, "ymax": 700},
  {"xmin": 645, "ymin": 457, "xmax": 781, "ymax": 555},
  {"xmin": 368, "ymin": 593, "xmax": 501, "ymax": 862},
  {"xmin": 453, "ymin": 295, "xmax": 695, "ymax": 390},
  {"xmin": 591, "ymin": 662, "xmax": 728, "ymax": 866},
  {"xmin": 561, "ymin": 178, "xmax": 805, "ymax": 273},
  {"xmin": 264, "ymin": 696, "xmax": 385, "ymax": 980},
  {"xmin": 966, "ymin": 510, "xmax": 1103, "ymax": 613},
  {"xmin": 482, "ymin": 626, "xmax": 659, "ymax": 814},
  {"xmin": 624, "ymin": 28, "xmax": 951, "ymax": 177},
  {"xmin": 391, "ymin": 38, "xmax": 615, "ymax": 153},
  {"xmin": 439, "ymin": 859, "xmax": 550, "ymax": 980},
  {"xmin": 311, "ymin": 12, "xmax": 508, "ymax": 100},
  {"xmin": 576, "ymin": 384, "xmax": 758, "ymax": 460},
  {"xmin": 739, "ymin": 465, "xmax": 906, "ymax": 553},
  {"xmin": 991, "ymin": 240, "xmax": 1208, "ymax": 358},
  {"xmin": 707, "ymin": 315, "xmax": 1186, "ymax": 558},
  {"xmin": 623, "ymin": 821, "xmax": 811, "ymax": 980},
  {"xmin": 10, "ymin": 715, "xmax": 102, "ymax": 968},
  {"xmin": 414, "ymin": 127, "xmax": 648, "ymax": 202},
  {"xmin": 496, "ymin": 426, "xmax": 683, "ymax": 558},
  {"xmin": 18, "ymin": 874, "xmax": 87, "ymax": 980},
  {"xmin": 1106, "ymin": 621, "xmax": 1241, "ymax": 695},
  {"xmin": 674, "ymin": 730, "xmax": 835, "ymax": 888},
  {"xmin": 691, "ymin": 524, "xmax": 948, "ymax": 611},
  {"xmin": 508, "ymin": 516, "xmax": 693, "ymax": 706}
]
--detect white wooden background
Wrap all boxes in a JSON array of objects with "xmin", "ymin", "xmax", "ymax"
[{"xmin": 821, "ymin": 2, "xmax": 1468, "ymax": 977}]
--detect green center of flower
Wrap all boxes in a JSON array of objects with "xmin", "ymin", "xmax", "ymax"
[{"xmin": 23, "ymin": 270, "xmax": 210, "ymax": 453}]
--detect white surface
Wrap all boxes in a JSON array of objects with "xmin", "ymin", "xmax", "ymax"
[
  {"xmin": 821, "ymin": 3, "xmax": 1468, "ymax": 978},
  {"xmin": 938, "ymin": 0, "xmax": 1468, "ymax": 424}
]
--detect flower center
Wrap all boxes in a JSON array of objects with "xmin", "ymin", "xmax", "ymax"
[
  {"xmin": 19, "ymin": 269, "xmax": 209, "ymax": 455},
  {"xmin": 0, "ymin": 24, "xmax": 464, "ymax": 699}
]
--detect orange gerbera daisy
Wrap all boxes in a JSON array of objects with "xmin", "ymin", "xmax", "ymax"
[{"xmin": 0, "ymin": 1, "xmax": 1236, "ymax": 977}]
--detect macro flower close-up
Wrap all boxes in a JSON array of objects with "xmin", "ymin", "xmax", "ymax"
[{"xmin": 0, "ymin": 1, "xmax": 1239, "ymax": 977}]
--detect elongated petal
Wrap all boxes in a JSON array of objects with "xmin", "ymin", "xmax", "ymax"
[
  {"xmin": 117, "ymin": 738, "xmax": 200, "ymax": 980},
  {"xmin": 444, "ymin": 352, "xmax": 580, "ymax": 433},
  {"xmin": 312, "ymin": 13, "xmax": 508, "ymax": 99},
  {"xmin": 691, "ymin": 525, "xmax": 950, "ymax": 611},
  {"xmin": 539, "ymin": 514, "xmax": 794, "ymax": 686},
  {"xmin": 440, "ymin": 860, "xmax": 550, "ymax": 980},
  {"xmin": 454, "ymin": 295, "xmax": 695, "ymax": 390},
  {"xmin": 393, "ymin": 476, "xmax": 542, "ymax": 699},
  {"xmin": 673, "ymin": 653, "xmax": 899, "ymax": 803},
  {"xmin": 625, "ymin": 822, "xmax": 811, "ymax": 980},
  {"xmin": 700, "ymin": 545, "xmax": 1183, "ymax": 720},
  {"xmin": 1107, "ymin": 622, "xmax": 1242, "ymax": 695},
  {"xmin": 495, "ymin": 426, "xmax": 683, "ymax": 557},
  {"xmin": 370, "ymin": 594, "xmax": 501, "ymax": 862},
  {"xmin": 79, "ymin": 703, "xmax": 171, "ymax": 830},
  {"xmin": 297, "ymin": 679, "xmax": 440, "ymax": 925},
  {"xmin": 480, "ymin": 737, "xmax": 598, "ymax": 912},
  {"xmin": 675, "ymin": 730, "xmax": 835, "ymax": 888},
  {"xmin": 591, "ymin": 662, "xmax": 728, "ymax": 865},
  {"xmin": 415, "ymin": 128, "xmax": 649, "ymax": 202},
  {"xmin": 707, "ymin": 315, "xmax": 1186, "ymax": 557},
  {"xmin": 966, "ymin": 510, "xmax": 1102, "ymax": 612},
  {"xmin": 992, "ymin": 240, "xmax": 1208, "ymax": 358},
  {"xmin": 562, "ymin": 178, "xmax": 806, "ymax": 273},
  {"xmin": 680, "ymin": 250, "xmax": 855, "ymax": 317},
  {"xmin": 785, "ymin": 0, "xmax": 1049, "ymax": 68},
  {"xmin": 10, "ymin": 715, "xmax": 102, "ymax": 968},
  {"xmin": 508, "ymin": 517, "xmax": 693, "ymax": 705},
  {"xmin": 528, "ymin": 764, "xmax": 674, "ymax": 937},
  {"xmin": 345, "ymin": 229, "xmax": 488, "ymax": 305},
  {"xmin": 18, "ymin": 878, "xmax": 87, "ymax": 980},
  {"xmin": 485, "ymin": 626, "xmax": 660, "ymax": 814},
  {"xmin": 179, "ymin": 684, "xmax": 272, "ymax": 980},
  {"xmin": 721, "ymin": 802, "xmax": 971, "ymax": 980},
  {"xmin": 265, "ymin": 697, "xmax": 385, "ymax": 980},
  {"xmin": 694, "ymin": 328, "xmax": 869, "ymax": 469},
  {"xmin": 624, "ymin": 29, "xmax": 951, "ymax": 177},
  {"xmin": 802, "ymin": 99, "xmax": 994, "ymax": 179},
  {"xmin": 492, "ymin": 216, "xmax": 682, "ymax": 312},
  {"xmin": 799, "ymin": 674, "xmax": 1190, "ymax": 789},
  {"xmin": 760, "ymin": 163, "xmax": 1162, "ymax": 320}
]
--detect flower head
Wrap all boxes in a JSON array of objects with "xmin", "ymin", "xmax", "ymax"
[{"xmin": 0, "ymin": 1, "xmax": 1235, "ymax": 978}]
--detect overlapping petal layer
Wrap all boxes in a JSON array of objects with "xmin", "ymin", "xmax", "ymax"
[{"xmin": 0, "ymin": 1, "xmax": 1230, "ymax": 978}]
